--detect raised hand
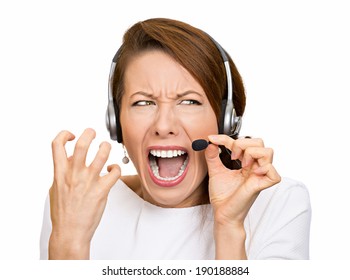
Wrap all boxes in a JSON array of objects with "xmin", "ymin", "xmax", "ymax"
[{"xmin": 49, "ymin": 128, "xmax": 120, "ymax": 259}]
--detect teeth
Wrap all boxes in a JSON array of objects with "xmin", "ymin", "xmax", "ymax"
[
  {"xmin": 149, "ymin": 155, "xmax": 189, "ymax": 181},
  {"xmin": 150, "ymin": 149, "xmax": 186, "ymax": 158},
  {"xmin": 149, "ymin": 149, "xmax": 189, "ymax": 181}
]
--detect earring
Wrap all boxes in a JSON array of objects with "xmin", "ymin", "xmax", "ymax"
[{"xmin": 122, "ymin": 145, "xmax": 129, "ymax": 164}]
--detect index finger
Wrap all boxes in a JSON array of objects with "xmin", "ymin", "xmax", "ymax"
[
  {"xmin": 51, "ymin": 130, "xmax": 75, "ymax": 175},
  {"xmin": 208, "ymin": 134, "xmax": 265, "ymax": 160}
]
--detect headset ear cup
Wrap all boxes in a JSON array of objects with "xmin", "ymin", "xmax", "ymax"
[
  {"xmin": 219, "ymin": 99, "xmax": 241, "ymax": 138},
  {"xmin": 232, "ymin": 115, "xmax": 242, "ymax": 139},
  {"xmin": 106, "ymin": 101, "xmax": 118, "ymax": 141},
  {"xmin": 114, "ymin": 102, "xmax": 123, "ymax": 143},
  {"xmin": 106, "ymin": 100, "xmax": 123, "ymax": 142},
  {"xmin": 219, "ymin": 99, "xmax": 227, "ymax": 134}
]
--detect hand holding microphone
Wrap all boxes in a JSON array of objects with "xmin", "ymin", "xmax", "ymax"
[{"xmin": 195, "ymin": 134, "xmax": 281, "ymax": 233}]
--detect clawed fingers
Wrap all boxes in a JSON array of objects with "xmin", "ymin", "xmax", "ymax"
[
  {"xmin": 52, "ymin": 128, "xmax": 117, "ymax": 190},
  {"xmin": 101, "ymin": 164, "xmax": 121, "ymax": 189},
  {"xmin": 89, "ymin": 141, "xmax": 112, "ymax": 175},
  {"xmin": 72, "ymin": 128, "xmax": 96, "ymax": 169},
  {"xmin": 51, "ymin": 130, "xmax": 76, "ymax": 177}
]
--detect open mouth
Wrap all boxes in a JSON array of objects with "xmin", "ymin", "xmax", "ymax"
[{"xmin": 148, "ymin": 148, "xmax": 189, "ymax": 186}]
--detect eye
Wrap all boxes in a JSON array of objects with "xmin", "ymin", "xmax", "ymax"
[
  {"xmin": 132, "ymin": 100, "xmax": 156, "ymax": 106},
  {"xmin": 179, "ymin": 100, "xmax": 202, "ymax": 105}
]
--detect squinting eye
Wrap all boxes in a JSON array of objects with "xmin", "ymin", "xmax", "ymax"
[
  {"xmin": 132, "ymin": 100, "xmax": 155, "ymax": 106},
  {"xmin": 179, "ymin": 100, "xmax": 201, "ymax": 105}
]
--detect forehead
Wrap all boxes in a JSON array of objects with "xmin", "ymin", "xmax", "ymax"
[{"xmin": 123, "ymin": 50, "xmax": 205, "ymax": 96}]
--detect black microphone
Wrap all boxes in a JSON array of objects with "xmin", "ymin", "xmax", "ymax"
[
  {"xmin": 192, "ymin": 139, "xmax": 211, "ymax": 151},
  {"xmin": 192, "ymin": 138, "xmax": 242, "ymax": 170}
]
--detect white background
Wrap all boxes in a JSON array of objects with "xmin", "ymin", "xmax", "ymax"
[{"xmin": 0, "ymin": 0, "xmax": 349, "ymax": 260}]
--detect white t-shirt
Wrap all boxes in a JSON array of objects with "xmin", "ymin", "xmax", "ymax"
[{"xmin": 40, "ymin": 177, "xmax": 311, "ymax": 259}]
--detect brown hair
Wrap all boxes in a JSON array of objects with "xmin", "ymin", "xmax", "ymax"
[
  {"xmin": 112, "ymin": 18, "xmax": 246, "ymax": 120},
  {"xmin": 112, "ymin": 18, "xmax": 246, "ymax": 199}
]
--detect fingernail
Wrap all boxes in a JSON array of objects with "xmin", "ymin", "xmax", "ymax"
[{"xmin": 208, "ymin": 135, "xmax": 219, "ymax": 142}]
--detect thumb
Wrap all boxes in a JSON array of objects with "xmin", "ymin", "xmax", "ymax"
[{"xmin": 205, "ymin": 144, "xmax": 226, "ymax": 177}]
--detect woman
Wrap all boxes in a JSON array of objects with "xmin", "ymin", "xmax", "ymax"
[{"xmin": 40, "ymin": 18, "xmax": 311, "ymax": 260}]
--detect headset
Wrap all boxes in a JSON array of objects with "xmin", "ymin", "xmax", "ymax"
[{"xmin": 106, "ymin": 35, "xmax": 242, "ymax": 143}]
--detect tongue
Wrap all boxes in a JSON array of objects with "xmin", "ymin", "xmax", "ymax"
[{"xmin": 157, "ymin": 155, "xmax": 186, "ymax": 178}]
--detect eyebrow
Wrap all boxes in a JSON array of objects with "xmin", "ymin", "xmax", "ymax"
[
  {"xmin": 130, "ymin": 91, "xmax": 154, "ymax": 98},
  {"xmin": 177, "ymin": 91, "xmax": 204, "ymax": 98},
  {"xmin": 130, "ymin": 90, "xmax": 204, "ymax": 99}
]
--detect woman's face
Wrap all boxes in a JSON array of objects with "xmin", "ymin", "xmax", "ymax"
[{"xmin": 120, "ymin": 50, "xmax": 218, "ymax": 207}]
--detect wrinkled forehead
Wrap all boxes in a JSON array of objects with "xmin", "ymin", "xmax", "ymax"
[{"xmin": 123, "ymin": 50, "xmax": 206, "ymax": 100}]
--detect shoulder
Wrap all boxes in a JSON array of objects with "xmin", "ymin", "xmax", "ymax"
[
  {"xmin": 275, "ymin": 177, "xmax": 311, "ymax": 208},
  {"xmin": 248, "ymin": 177, "xmax": 311, "ymax": 223},
  {"xmin": 259, "ymin": 177, "xmax": 310, "ymax": 205},
  {"xmin": 245, "ymin": 177, "xmax": 312, "ymax": 259},
  {"xmin": 277, "ymin": 177, "xmax": 309, "ymax": 192}
]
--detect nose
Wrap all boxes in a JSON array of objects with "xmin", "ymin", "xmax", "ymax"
[{"xmin": 152, "ymin": 105, "xmax": 179, "ymax": 138}]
